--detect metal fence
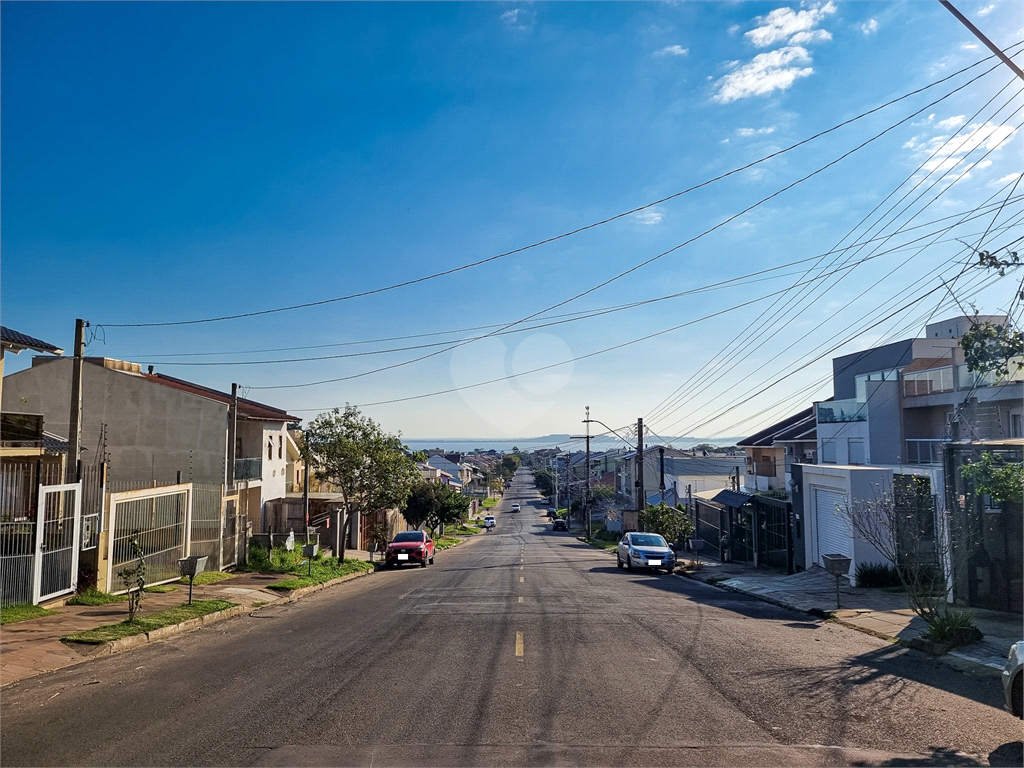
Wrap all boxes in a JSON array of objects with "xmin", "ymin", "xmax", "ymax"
[
  {"xmin": 190, "ymin": 484, "xmax": 224, "ymax": 571},
  {"xmin": 0, "ymin": 482, "xmax": 82, "ymax": 606},
  {"xmin": 1, "ymin": 460, "xmax": 63, "ymax": 523},
  {"xmin": 107, "ymin": 484, "xmax": 192, "ymax": 590}
]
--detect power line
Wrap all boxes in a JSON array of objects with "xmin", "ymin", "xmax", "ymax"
[{"xmin": 97, "ymin": 45, "xmax": 1021, "ymax": 330}]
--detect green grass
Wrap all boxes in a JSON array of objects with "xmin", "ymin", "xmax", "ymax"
[
  {"xmin": 144, "ymin": 584, "xmax": 179, "ymax": 593},
  {"xmin": 1, "ymin": 603, "xmax": 58, "ymax": 625},
  {"xmin": 181, "ymin": 570, "xmax": 238, "ymax": 586},
  {"xmin": 62, "ymin": 599, "xmax": 237, "ymax": 644},
  {"xmin": 67, "ymin": 589, "xmax": 128, "ymax": 606},
  {"xmin": 583, "ymin": 538, "xmax": 618, "ymax": 550},
  {"xmin": 481, "ymin": 497, "xmax": 499, "ymax": 508},
  {"xmin": 454, "ymin": 524, "xmax": 481, "ymax": 535},
  {"xmin": 434, "ymin": 536, "xmax": 463, "ymax": 551},
  {"xmin": 266, "ymin": 557, "xmax": 375, "ymax": 591}
]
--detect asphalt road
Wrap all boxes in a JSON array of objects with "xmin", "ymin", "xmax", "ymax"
[{"xmin": 2, "ymin": 471, "xmax": 1021, "ymax": 767}]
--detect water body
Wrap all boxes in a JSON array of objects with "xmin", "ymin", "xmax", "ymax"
[{"xmin": 403, "ymin": 435, "xmax": 741, "ymax": 455}]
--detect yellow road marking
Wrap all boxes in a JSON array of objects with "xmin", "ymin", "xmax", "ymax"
[{"xmin": 515, "ymin": 632, "xmax": 524, "ymax": 656}]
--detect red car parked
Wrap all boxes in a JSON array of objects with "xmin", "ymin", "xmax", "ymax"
[{"xmin": 385, "ymin": 530, "xmax": 435, "ymax": 568}]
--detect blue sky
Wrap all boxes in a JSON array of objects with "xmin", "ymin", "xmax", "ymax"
[{"xmin": 3, "ymin": 1, "xmax": 1021, "ymax": 442}]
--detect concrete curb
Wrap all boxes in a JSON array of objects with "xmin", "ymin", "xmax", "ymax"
[
  {"xmin": 58, "ymin": 571, "xmax": 379, "ymax": 662},
  {"xmin": 675, "ymin": 570, "xmax": 1002, "ymax": 677}
]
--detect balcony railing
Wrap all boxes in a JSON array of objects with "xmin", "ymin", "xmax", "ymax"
[
  {"xmin": 817, "ymin": 398, "xmax": 867, "ymax": 424},
  {"xmin": 956, "ymin": 360, "xmax": 1024, "ymax": 389},
  {"xmin": 234, "ymin": 457, "xmax": 263, "ymax": 481},
  {"xmin": 905, "ymin": 439, "xmax": 947, "ymax": 465},
  {"xmin": 904, "ymin": 366, "xmax": 953, "ymax": 397}
]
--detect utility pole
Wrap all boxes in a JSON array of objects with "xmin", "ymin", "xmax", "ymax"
[
  {"xmin": 66, "ymin": 319, "xmax": 88, "ymax": 483},
  {"xmin": 227, "ymin": 383, "xmax": 238, "ymax": 488},
  {"xmin": 635, "ymin": 417, "xmax": 645, "ymax": 528},
  {"xmin": 939, "ymin": 1, "xmax": 1024, "ymax": 82},
  {"xmin": 570, "ymin": 406, "xmax": 592, "ymax": 536},
  {"xmin": 659, "ymin": 446, "xmax": 666, "ymax": 505}
]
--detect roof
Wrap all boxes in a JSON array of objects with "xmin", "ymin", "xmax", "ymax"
[
  {"xmin": 712, "ymin": 489, "xmax": 752, "ymax": 507},
  {"xmin": 142, "ymin": 373, "xmax": 300, "ymax": 422},
  {"xmin": 902, "ymin": 357, "xmax": 952, "ymax": 373},
  {"xmin": 737, "ymin": 407, "xmax": 815, "ymax": 447},
  {"xmin": 1, "ymin": 327, "xmax": 63, "ymax": 356},
  {"xmin": 42, "ymin": 432, "xmax": 70, "ymax": 453}
]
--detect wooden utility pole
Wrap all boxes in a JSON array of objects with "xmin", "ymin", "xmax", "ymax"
[
  {"xmin": 66, "ymin": 319, "xmax": 88, "ymax": 483},
  {"xmin": 571, "ymin": 406, "xmax": 592, "ymax": 536}
]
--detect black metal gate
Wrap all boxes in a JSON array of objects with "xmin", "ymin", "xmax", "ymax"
[{"xmin": 753, "ymin": 495, "xmax": 793, "ymax": 574}]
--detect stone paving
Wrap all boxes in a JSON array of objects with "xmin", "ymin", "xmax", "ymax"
[{"xmin": 0, "ymin": 549, "xmax": 377, "ymax": 688}]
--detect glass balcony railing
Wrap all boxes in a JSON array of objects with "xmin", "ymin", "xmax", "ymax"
[
  {"xmin": 905, "ymin": 439, "xmax": 947, "ymax": 465},
  {"xmin": 234, "ymin": 457, "xmax": 263, "ymax": 481},
  {"xmin": 816, "ymin": 398, "xmax": 867, "ymax": 424}
]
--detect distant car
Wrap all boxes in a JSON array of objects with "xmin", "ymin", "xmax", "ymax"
[
  {"xmin": 483, "ymin": 515, "xmax": 496, "ymax": 530},
  {"xmin": 547, "ymin": 508, "xmax": 557, "ymax": 517},
  {"xmin": 510, "ymin": 503, "xmax": 520, "ymax": 512},
  {"xmin": 617, "ymin": 532, "xmax": 676, "ymax": 573},
  {"xmin": 540, "ymin": 497, "xmax": 549, "ymax": 504},
  {"xmin": 552, "ymin": 519, "xmax": 567, "ymax": 531},
  {"xmin": 385, "ymin": 530, "xmax": 434, "ymax": 568},
  {"xmin": 1004, "ymin": 641, "xmax": 1023, "ymax": 718}
]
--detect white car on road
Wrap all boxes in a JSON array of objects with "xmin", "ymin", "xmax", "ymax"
[
  {"xmin": 617, "ymin": 532, "xmax": 676, "ymax": 573},
  {"xmin": 510, "ymin": 503, "xmax": 520, "ymax": 512}
]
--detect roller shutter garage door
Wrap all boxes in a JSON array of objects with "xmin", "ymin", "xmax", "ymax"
[{"xmin": 814, "ymin": 488, "xmax": 851, "ymax": 566}]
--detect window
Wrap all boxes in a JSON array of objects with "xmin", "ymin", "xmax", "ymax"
[
  {"xmin": 855, "ymin": 368, "xmax": 900, "ymax": 401},
  {"xmin": 1011, "ymin": 412, "xmax": 1023, "ymax": 439},
  {"xmin": 903, "ymin": 366, "xmax": 953, "ymax": 397},
  {"xmin": 848, "ymin": 439, "xmax": 865, "ymax": 465},
  {"xmin": 821, "ymin": 441, "xmax": 837, "ymax": 464},
  {"xmin": 278, "ymin": 435, "xmax": 283, "ymax": 459},
  {"xmin": 268, "ymin": 441, "xmax": 273, "ymax": 461}
]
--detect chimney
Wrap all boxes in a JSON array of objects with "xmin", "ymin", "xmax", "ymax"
[{"xmin": 148, "ymin": 365, "xmax": 155, "ymax": 374}]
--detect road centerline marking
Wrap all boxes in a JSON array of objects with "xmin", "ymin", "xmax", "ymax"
[
  {"xmin": 515, "ymin": 632, "xmax": 524, "ymax": 657},
  {"xmin": 518, "ymin": 597, "xmax": 523, "ymax": 603},
  {"xmin": 519, "ymin": 576, "xmax": 524, "ymax": 583}
]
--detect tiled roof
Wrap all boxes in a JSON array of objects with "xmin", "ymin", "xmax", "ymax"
[
  {"xmin": 142, "ymin": 373, "xmax": 300, "ymax": 422},
  {"xmin": 1, "ymin": 326, "xmax": 63, "ymax": 355}
]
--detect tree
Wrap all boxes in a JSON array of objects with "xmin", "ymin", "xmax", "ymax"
[
  {"xmin": 534, "ymin": 469, "xmax": 554, "ymax": 497},
  {"xmin": 959, "ymin": 451, "xmax": 1023, "ymax": 504},
  {"xmin": 639, "ymin": 502, "xmax": 694, "ymax": 545},
  {"xmin": 301, "ymin": 406, "xmax": 419, "ymax": 562},
  {"xmin": 500, "ymin": 455, "xmax": 521, "ymax": 480},
  {"xmin": 960, "ymin": 319, "xmax": 1024, "ymax": 377},
  {"xmin": 404, "ymin": 481, "xmax": 470, "ymax": 536}
]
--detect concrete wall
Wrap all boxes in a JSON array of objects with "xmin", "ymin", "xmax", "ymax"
[
  {"xmin": 866, "ymin": 380, "xmax": 900, "ymax": 465},
  {"xmin": 2, "ymin": 358, "xmax": 228, "ymax": 485},
  {"xmin": 832, "ymin": 340, "xmax": 915, "ymax": 400}
]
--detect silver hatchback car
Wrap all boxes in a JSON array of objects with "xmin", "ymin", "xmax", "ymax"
[
  {"xmin": 617, "ymin": 532, "xmax": 676, "ymax": 573},
  {"xmin": 1004, "ymin": 641, "xmax": 1022, "ymax": 718}
]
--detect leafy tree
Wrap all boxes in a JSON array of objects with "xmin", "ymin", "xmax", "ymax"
[
  {"xmin": 961, "ymin": 320, "xmax": 1024, "ymax": 377},
  {"xmin": 534, "ymin": 469, "xmax": 554, "ymax": 496},
  {"xmin": 590, "ymin": 484, "xmax": 615, "ymax": 502},
  {"xmin": 960, "ymin": 452, "xmax": 1023, "ymax": 504},
  {"xmin": 404, "ymin": 481, "xmax": 471, "ymax": 535},
  {"xmin": 500, "ymin": 455, "xmax": 521, "ymax": 480},
  {"xmin": 302, "ymin": 406, "xmax": 419, "ymax": 562},
  {"xmin": 639, "ymin": 502, "xmax": 694, "ymax": 544}
]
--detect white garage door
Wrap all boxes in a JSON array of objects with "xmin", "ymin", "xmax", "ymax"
[{"xmin": 814, "ymin": 487, "xmax": 851, "ymax": 565}]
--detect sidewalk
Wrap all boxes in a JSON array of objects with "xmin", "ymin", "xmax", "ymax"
[
  {"xmin": 0, "ymin": 549, "xmax": 377, "ymax": 689},
  {"xmin": 677, "ymin": 556, "xmax": 1021, "ymax": 674}
]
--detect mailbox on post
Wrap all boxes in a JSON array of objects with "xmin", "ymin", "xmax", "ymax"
[
  {"xmin": 822, "ymin": 553, "xmax": 851, "ymax": 610},
  {"xmin": 301, "ymin": 543, "xmax": 318, "ymax": 577},
  {"xmin": 177, "ymin": 555, "xmax": 209, "ymax": 605}
]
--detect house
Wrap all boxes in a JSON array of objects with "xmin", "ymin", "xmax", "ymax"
[
  {"xmin": 737, "ymin": 407, "xmax": 816, "ymax": 493},
  {"xmin": 1, "ymin": 356, "xmax": 300, "ymax": 531},
  {"xmin": 797, "ymin": 315, "xmax": 1023, "ymax": 592},
  {"xmin": 614, "ymin": 447, "xmax": 745, "ymax": 505},
  {"xmin": 424, "ymin": 454, "xmax": 472, "ymax": 488}
]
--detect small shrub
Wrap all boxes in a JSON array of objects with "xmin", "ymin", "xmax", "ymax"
[
  {"xmin": 855, "ymin": 562, "xmax": 902, "ymax": 589},
  {"xmin": 924, "ymin": 610, "xmax": 984, "ymax": 647},
  {"xmin": 67, "ymin": 589, "xmax": 127, "ymax": 606}
]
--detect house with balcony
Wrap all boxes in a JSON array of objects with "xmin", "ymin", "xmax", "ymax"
[
  {"xmin": 737, "ymin": 407, "xmax": 816, "ymax": 493},
  {"xmin": 1, "ymin": 356, "xmax": 300, "ymax": 531},
  {"xmin": 797, "ymin": 315, "xmax": 1023, "ymax": 598}
]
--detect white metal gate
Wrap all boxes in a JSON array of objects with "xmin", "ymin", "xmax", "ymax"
[
  {"xmin": 33, "ymin": 483, "xmax": 83, "ymax": 604},
  {"xmin": 107, "ymin": 484, "xmax": 192, "ymax": 591}
]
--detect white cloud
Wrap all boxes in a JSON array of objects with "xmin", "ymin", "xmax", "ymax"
[
  {"xmin": 962, "ymin": 43, "xmax": 979, "ymax": 50},
  {"xmin": 977, "ymin": 4, "xmax": 996, "ymax": 17},
  {"xmin": 500, "ymin": 8, "xmax": 535, "ymax": 31},
  {"xmin": 789, "ymin": 29, "xmax": 832, "ymax": 45},
  {"xmin": 728, "ymin": 24, "xmax": 741, "ymax": 36},
  {"xmin": 635, "ymin": 210, "xmax": 663, "ymax": 225},
  {"xmin": 655, "ymin": 45, "xmax": 689, "ymax": 57},
  {"xmin": 713, "ymin": 46, "xmax": 813, "ymax": 103},
  {"xmin": 904, "ymin": 121, "xmax": 1018, "ymax": 180},
  {"xmin": 745, "ymin": 2, "xmax": 837, "ymax": 48},
  {"xmin": 996, "ymin": 173, "xmax": 1022, "ymax": 184},
  {"xmin": 937, "ymin": 115, "xmax": 966, "ymax": 129},
  {"xmin": 737, "ymin": 126, "xmax": 776, "ymax": 136},
  {"xmin": 860, "ymin": 19, "xmax": 878, "ymax": 35}
]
